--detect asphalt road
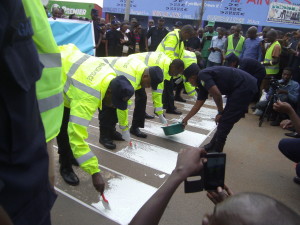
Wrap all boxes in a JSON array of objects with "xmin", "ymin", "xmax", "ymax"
[{"xmin": 51, "ymin": 91, "xmax": 300, "ymax": 225}]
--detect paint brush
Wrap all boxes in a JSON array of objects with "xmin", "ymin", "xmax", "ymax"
[{"xmin": 101, "ymin": 193, "xmax": 109, "ymax": 203}]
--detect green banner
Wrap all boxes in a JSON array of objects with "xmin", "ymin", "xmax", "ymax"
[{"xmin": 48, "ymin": 1, "xmax": 94, "ymax": 19}]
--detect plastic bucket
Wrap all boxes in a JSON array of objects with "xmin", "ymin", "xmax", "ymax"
[{"xmin": 161, "ymin": 122, "xmax": 184, "ymax": 136}]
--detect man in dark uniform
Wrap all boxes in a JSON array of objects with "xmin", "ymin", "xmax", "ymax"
[
  {"xmin": 225, "ymin": 52, "xmax": 266, "ymax": 102},
  {"xmin": 0, "ymin": 0, "xmax": 56, "ymax": 224},
  {"xmin": 182, "ymin": 65, "xmax": 258, "ymax": 152}
]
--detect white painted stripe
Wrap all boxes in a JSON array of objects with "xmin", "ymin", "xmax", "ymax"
[
  {"xmin": 91, "ymin": 175, "xmax": 157, "ymax": 225},
  {"xmin": 54, "ymin": 187, "xmax": 121, "ymax": 224},
  {"xmin": 142, "ymin": 121, "xmax": 207, "ymax": 147},
  {"xmin": 169, "ymin": 114, "xmax": 216, "ymax": 131},
  {"xmin": 116, "ymin": 140, "xmax": 177, "ymax": 174}
]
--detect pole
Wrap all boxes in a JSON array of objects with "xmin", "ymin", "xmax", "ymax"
[
  {"xmin": 124, "ymin": 0, "xmax": 131, "ymax": 21},
  {"xmin": 199, "ymin": 0, "xmax": 205, "ymax": 27}
]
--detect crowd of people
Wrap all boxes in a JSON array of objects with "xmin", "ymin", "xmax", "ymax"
[{"xmin": 1, "ymin": 1, "xmax": 300, "ymax": 224}]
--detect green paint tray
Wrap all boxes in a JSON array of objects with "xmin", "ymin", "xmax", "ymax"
[{"xmin": 162, "ymin": 122, "xmax": 184, "ymax": 136}]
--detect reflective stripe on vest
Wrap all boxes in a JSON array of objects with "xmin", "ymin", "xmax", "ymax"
[
  {"xmin": 65, "ymin": 78, "xmax": 101, "ymax": 99},
  {"xmin": 144, "ymin": 52, "xmax": 152, "ymax": 65},
  {"xmin": 103, "ymin": 58, "xmax": 136, "ymax": 82},
  {"xmin": 76, "ymin": 151, "xmax": 95, "ymax": 165},
  {"xmin": 39, "ymin": 53, "xmax": 61, "ymax": 68},
  {"xmin": 67, "ymin": 54, "xmax": 90, "ymax": 78},
  {"xmin": 119, "ymin": 125, "xmax": 127, "ymax": 130},
  {"xmin": 69, "ymin": 115, "xmax": 90, "ymax": 127},
  {"xmin": 38, "ymin": 92, "xmax": 63, "ymax": 113},
  {"xmin": 161, "ymin": 33, "xmax": 176, "ymax": 50},
  {"xmin": 153, "ymin": 89, "xmax": 163, "ymax": 94},
  {"xmin": 155, "ymin": 107, "xmax": 163, "ymax": 112},
  {"xmin": 226, "ymin": 35, "xmax": 244, "ymax": 56}
]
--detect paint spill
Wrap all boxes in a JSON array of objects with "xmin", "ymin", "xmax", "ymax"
[
  {"xmin": 155, "ymin": 173, "xmax": 166, "ymax": 179},
  {"xmin": 92, "ymin": 176, "xmax": 157, "ymax": 225},
  {"xmin": 116, "ymin": 141, "xmax": 177, "ymax": 174},
  {"xmin": 142, "ymin": 121, "xmax": 207, "ymax": 147}
]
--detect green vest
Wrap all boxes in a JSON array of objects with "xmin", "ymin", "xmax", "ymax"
[
  {"xmin": 181, "ymin": 50, "xmax": 197, "ymax": 96},
  {"xmin": 264, "ymin": 41, "xmax": 281, "ymax": 75},
  {"xmin": 129, "ymin": 52, "xmax": 172, "ymax": 115},
  {"xmin": 201, "ymin": 31, "xmax": 218, "ymax": 58},
  {"xmin": 23, "ymin": 0, "xmax": 63, "ymax": 142},
  {"xmin": 226, "ymin": 34, "xmax": 245, "ymax": 56},
  {"xmin": 156, "ymin": 29, "xmax": 184, "ymax": 60}
]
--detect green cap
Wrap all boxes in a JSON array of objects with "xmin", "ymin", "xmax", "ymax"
[{"xmin": 207, "ymin": 21, "xmax": 215, "ymax": 27}]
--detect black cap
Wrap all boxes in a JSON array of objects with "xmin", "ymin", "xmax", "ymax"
[
  {"xmin": 110, "ymin": 76, "xmax": 134, "ymax": 110},
  {"xmin": 149, "ymin": 66, "xmax": 164, "ymax": 90},
  {"xmin": 225, "ymin": 53, "xmax": 239, "ymax": 64},
  {"xmin": 183, "ymin": 63, "xmax": 200, "ymax": 80},
  {"xmin": 174, "ymin": 21, "xmax": 183, "ymax": 27}
]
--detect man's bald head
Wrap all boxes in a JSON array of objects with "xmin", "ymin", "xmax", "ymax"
[
  {"xmin": 211, "ymin": 193, "xmax": 299, "ymax": 225},
  {"xmin": 266, "ymin": 29, "xmax": 278, "ymax": 43},
  {"xmin": 247, "ymin": 26, "xmax": 257, "ymax": 39}
]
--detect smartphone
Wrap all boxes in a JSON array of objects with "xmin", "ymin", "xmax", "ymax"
[{"xmin": 203, "ymin": 153, "xmax": 226, "ymax": 190}]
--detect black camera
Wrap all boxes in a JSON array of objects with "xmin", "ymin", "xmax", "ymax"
[
  {"xmin": 184, "ymin": 153, "xmax": 226, "ymax": 193},
  {"xmin": 270, "ymin": 79, "xmax": 283, "ymax": 91}
]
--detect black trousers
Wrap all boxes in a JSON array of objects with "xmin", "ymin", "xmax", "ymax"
[
  {"xmin": 56, "ymin": 107, "xmax": 75, "ymax": 168},
  {"xmin": 212, "ymin": 85, "xmax": 257, "ymax": 149},
  {"xmin": 98, "ymin": 105, "xmax": 118, "ymax": 139},
  {"xmin": 132, "ymin": 88, "xmax": 147, "ymax": 128},
  {"xmin": 163, "ymin": 79, "xmax": 176, "ymax": 111}
]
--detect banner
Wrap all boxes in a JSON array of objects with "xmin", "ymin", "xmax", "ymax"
[
  {"xmin": 103, "ymin": 0, "xmax": 300, "ymax": 29},
  {"xmin": 267, "ymin": 2, "xmax": 300, "ymax": 25},
  {"xmin": 49, "ymin": 18, "xmax": 95, "ymax": 55}
]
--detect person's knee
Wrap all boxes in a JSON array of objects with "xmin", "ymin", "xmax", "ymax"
[{"xmin": 278, "ymin": 138, "xmax": 290, "ymax": 154}]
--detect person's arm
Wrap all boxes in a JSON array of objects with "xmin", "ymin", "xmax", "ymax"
[
  {"xmin": 239, "ymin": 41, "xmax": 245, "ymax": 59},
  {"xmin": 129, "ymin": 147, "xmax": 206, "ymax": 225},
  {"xmin": 96, "ymin": 32, "xmax": 103, "ymax": 49},
  {"xmin": 257, "ymin": 41, "xmax": 263, "ymax": 62},
  {"xmin": 182, "ymin": 99, "xmax": 205, "ymax": 126},
  {"xmin": 208, "ymin": 85, "xmax": 223, "ymax": 124},
  {"xmin": 152, "ymin": 81, "xmax": 164, "ymax": 116},
  {"xmin": 273, "ymin": 101, "xmax": 300, "ymax": 133},
  {"xmin": 224, "ymin": 38, "xmax": 228, "ymax": 53},
  {"xmin": 287, "ymin": 82, "xmax": 299, "ymax": 104}
]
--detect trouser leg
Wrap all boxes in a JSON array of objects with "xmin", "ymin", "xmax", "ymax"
[
  {"xmin": 56, "ymin": 107, "xmax": 73, "ymax": 168},
  {"xmin": 163, "ymin": 79, "xmax": 175, "ymax": 111},
  {"xmin": 98, "ymin": 105, "xmax": 118, "ymax": 140},
  {"xmin": 47, "ymin": 139, "xmax": 55, "ymax": 187},
  {"xmin": 132, "ymin": 88, "xmax": 147, "ymax": 128},
  {"xmin": 175, "ymin": 81, "xmax": 184, "ymax": 98}
]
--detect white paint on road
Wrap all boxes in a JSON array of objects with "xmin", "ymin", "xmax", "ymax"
[
  {"xmin": 116, "ymin": 140, "xmax": 177, "ymax": 174},
  {"xmin": 142, "ymin": 121, "xmax": 207, "ymax": 147},
  {"xmin": 92, "ymin": 176, "xmax": 157, "ymax": 225}
]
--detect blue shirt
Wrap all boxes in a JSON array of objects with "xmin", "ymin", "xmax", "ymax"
[
  {"xmin": 240, "ymin": 37, "xmax": 262, "ymax": 62},
  {"xmin": 267, "ymin": 79, "xmax": 299, "ymax": 104}
]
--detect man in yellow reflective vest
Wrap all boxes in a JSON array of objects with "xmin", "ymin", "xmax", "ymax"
[
  {"xmin": 99, "ymin": 57, "xmax": 164, "ymax": 147},
  {"xmin": 128, "ymin": 52, "xmax": 185, "ymax": 130},
  {"xmin": 225, "ymin": 24, "xmax": 245, "ymax": 57},
  {"xmin": 57, "ymin": 44, "xmax": 134, "ymax": 189},
  {"xmin": 261, "ymin": 29, "xmax": 281, "ymax": 91}
]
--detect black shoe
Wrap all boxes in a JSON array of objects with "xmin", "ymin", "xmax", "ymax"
[
  {"xmin": 166, "ymin": 109, "xmax": 182, "ymax": 115},
  {"xmin": 112, "ymin": 131, "xmax": 124, "ymax": 141},
  {"xmin": 174, "ymin": 96, "xmax": 186, "ymax": 103},
  {"xmin": 145, "ymin": 113, "xmax": 155, "ymax": 119},
  {"xmin": 99, "ymin": 138, "xmax": 116, "ymax": 149},
  {"xmin": 293, "ymin": 176, "xmax": 300, "ymax": 185},
  {"xmin": 130, "ymin": 127, "xmax": 147, "ymax": 138},
  {"xmin": 60, "ymin": 167, "xmax": 79, "ymax": 186},
  {"xmin": 285, "ymin": 132, "xmax": 300, "ymax": 138}
]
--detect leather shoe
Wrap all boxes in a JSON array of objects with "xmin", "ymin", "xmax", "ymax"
[
  {"xmin": 99, "ymin": 138, "xmax": 116, "ymax": 149},
  {"xmin": 293, "ymin": 176, "xmax": 300, "ymax": 185},
  {"xmin": 145, "ymin": 113, "xmax": 155, "ymax": 119},
  {"xmin": 60, "ymin": 167, "xmax": 79, "ymax": 186},
  {"xmin": 285, "ymin": 132, "xmax": 300, "ymax": 138},
  {"xmin": 112, "ymin": 131, "xmax": 124, "ymax": 141},
  {"xmin": 174, "ymin": 96, "xmax": 186, "ymax": 103},
  {"xmin": 166, "ymin": 109, "xmax": 182, "ymax": 115},
  {"xmin": 130, "ymin": 127, "xmax": 147, "ymax": 138}
]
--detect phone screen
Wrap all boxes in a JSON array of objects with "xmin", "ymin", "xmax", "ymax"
[{"xmin": 204, "ymin": 153, "xmax": 226, "ymax": 190}]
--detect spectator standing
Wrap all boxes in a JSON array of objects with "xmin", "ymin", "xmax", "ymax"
[
  {"xmin": 147, "ymin": 17, "xmax": 169, "ymax": 51},
  {"xmin": 106, "ymin": 20, "xmax": 121, "ymax": 56},
  {"xmin": 147, "ymin": 19, "xmax": 155, "ymax": 47},
  {"xmin": 288, "ymin": 36, "xmax": 300, "ymax": 83},
  {"xmin": 129, "ymin": 24, "xmax": 148, "ymax": 54},
  {"xmin": 261, "ymin": 29, "xmax": 282, "ymax": 90},
  {"xmin": 260, "ymin": 26, "xmax": 272, "ymax": 59},
  {"xmin": 207, "ymin": 28, "xmax": 226, "ymax": 67},
  {"xmin": 185, "ymin": 26, "xmax": 201, "ymax": 52},
  {"xmin": 201, "ymin": 21, "xmax": 218, "ymax": 67},
  {"xmin": 240, "ymin": 26, "xmax": 263, "ymax": 62},
  {"xmin": 117, "ymin": 22, "xmax": 132, "ymax": 56},
  {"xmin": 224, "ymin": 24, "xmax": 245, "ymax": 57}
]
